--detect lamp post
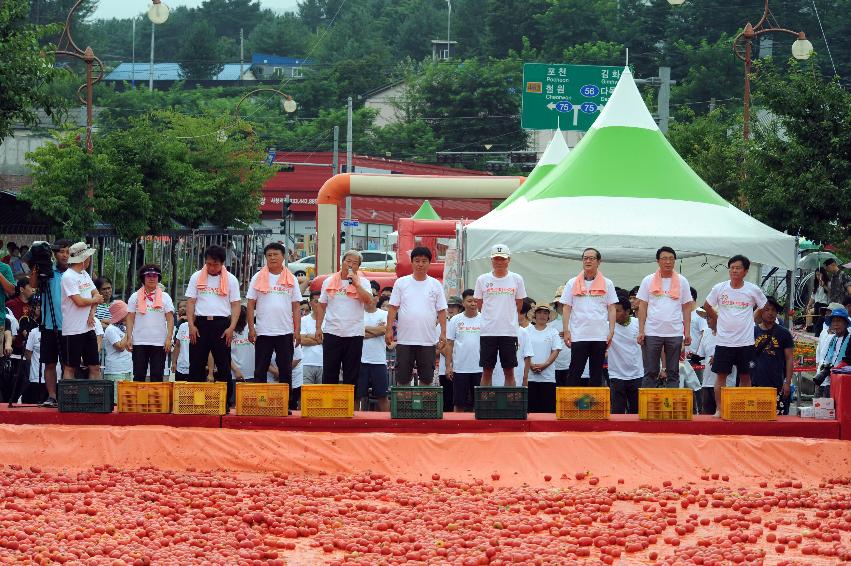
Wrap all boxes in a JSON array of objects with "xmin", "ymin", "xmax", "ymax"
[
  {"xmin": 233, "ymin": 88, "xmax": 298, "ymax": 117},
  {"xmin": 446, "ymin": 0, "xmax": 451, "ymax": 59},
  {"xmin": 147, "ymin": 0, "xmax": 170, "ymax": 92}
]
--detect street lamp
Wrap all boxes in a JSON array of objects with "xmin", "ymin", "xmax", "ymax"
[
  {"xmin": 446, "ymin": 0, "xmax": 451, "ymax": 59},
  {"xmin": 147, "ymin": 0, "xmax": 170, "ymax": 92},
  {"xmin": 233, "ymin": 88, "xmax": 298, "ymax": 117},
  {"xmin": 666, "ymin": 0, "xmax": 685, "ymax": 5}
]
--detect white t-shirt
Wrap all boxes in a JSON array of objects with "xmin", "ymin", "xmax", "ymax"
[
  {"xmin": 435, "ymin": 323, "xmax": 446, "ymax": 376},
  {"xmin": 697, "ymin": 330, "xmax": 737, "ymax": 387},
  {"xmin": 636, "ymin": 273, "xmax": 692, "ymax": 337},
  {"xmin": 103, "ymin": 324, "xmax": 133, "ymax": 375},
  {"xmin": 291, "ymin": 346, "xmax": 304, "ymax": 389},
  {"xmin": 607, "ymin": 317, "xmax": 643, "ymax": 380},
  {"xmin": 446, "ymin": 312, "xmax": 482, "ymax": 374},
  {"xmin": 526, "ymin": 324, "xmax": 561, "ymax": 383},
  {"xmin": 246, "ymin": 270, "xmax": 303, "ymax": 336},
  {"xmin": 687, "ymin": 315, "xmax": 709, "ymax": 354},
  {"xmin": 61, "ymin": 268, "xmax": 97, "ymax": 336},
  {"xmin": 319, "ymin": 276, "xmax": 370, "ymax": 337},
  {"xmin": 25, "ymin": 327, "xmax": 42, "ymax": 383},
  {"xmin": 492, "ymin": 326, "xmax": 533, "ymax": 386},
  {"xmin": 174, "ymin": 322, "xmax": 190, "ymax": 374},
  {"xmin": 705, "ymin": 281, "xmax": 767, "ymax": 347},
  {"xmin": 474, "ymin": 271, "xmax": 526, "ymax": 337},
  {"xmin": 560, "ymin": 276, "xmax": 618, "ymax": 342},
  {"xmin": 230, "ymin": 327, "xmax": 255, "ymax": 379},
  {"xmin": 127, "ymin": 290, "xmax": 175, "ymax": 346},
  {"xmin": 300, "ymin": 314, "xmax": 323, "ymax": 366},
  {"xmin": 362, "ymin": 309, "xmax": 388, "ymax": 364},
  {"xmin": 185, "ymin": 270, "xmax": 241, "ymax": 317},
  {"xmin": 389, "ymin": 275, "xmax": 447, "ymax": 346},
  {"xmin": 548, "ymin": 317, "xmax": 571, "ymax": 370},
  {"xmin": 6, "ymin": 308, "xmax": 18, "ymax": 339}
]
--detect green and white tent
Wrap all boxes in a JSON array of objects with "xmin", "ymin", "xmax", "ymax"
[{"xmin": 464, "ymin": 67, "xmax": 796, "ymax": 301}]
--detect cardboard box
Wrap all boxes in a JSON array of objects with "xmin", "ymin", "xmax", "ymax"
[
  {"xmin": 813, "ymin": 398, "xmax": 835, "ymax": 410},
  {"xmin": 814, "ymin": 408, "xmax": 836, "ymax": 420},
  {"xmin": 799, "ymin": 406, "xmax": 814, "ymax": 418}
]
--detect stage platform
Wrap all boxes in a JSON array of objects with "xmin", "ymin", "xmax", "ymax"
[{"xmin": 0, "ymin": 405, "xmax": 841, "ymax": 439}]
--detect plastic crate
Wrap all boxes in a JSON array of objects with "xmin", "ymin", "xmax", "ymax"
[
  {"xmin": 474, "ymin": 386, "xmax": 528, "ymax": 420},
  {"xmin": 720, "ymin": 387, "xmax": 778, "ymax": 421},
  {"xmin": 638, "ymin": 388, "xmax": 693, "ymax": 421},
  {"xmin": 556, "ymin": 387, "xmax": 610, "ymax": 420},
  {"xmin": 58, "ymin": 380, "xmax": 114, "ymax": 413},
  {"xmin": 117, "ymin": 381, "xmax": 172, "ymax": 414},
  {"xmin": 172, "ymin": 381, "xmax": 227, "ymax": 415},
  {"xmin": 390, "ymin": 386, "xmax": 443, "ymax": 419},
  {"xmin": 301, "ymin": 384, "xmax": 354, "ymax": 418},
  {"xmin": 235, "ymin": 383, "xmax": 290, "ymax": 417}
]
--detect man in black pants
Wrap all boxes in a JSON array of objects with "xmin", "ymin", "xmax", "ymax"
[{"xmin": 185, "ymin": 245, "xmax": 241, "ymax": 406}]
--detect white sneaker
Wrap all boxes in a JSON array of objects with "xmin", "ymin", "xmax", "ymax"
[{"xmin": 713, "ymin": 410, "xmax": 721, "ymax": 418}]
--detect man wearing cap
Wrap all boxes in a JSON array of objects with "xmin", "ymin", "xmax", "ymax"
[
  {"xmin": 126, "ymin": 264, "xmax": 175, "ymax": 382},
  {"xmin": 473, "ymin": 244, "xmax": 526, "ymax": 387},
  {"xmin": 824, "ymin": 259, "xmax": 851, "ymax": 304},
  {"xmin": 60, "ymin": 242, "xmax": 104, "ymax": 381},
  {"xmin": 559, "ymin": 248, "xmax": 618, "ymax": 387},
  {"xmin": 815, "ymin": 307, "xmax": 850, "ymax": 398},
  {"xmin": 751, "ymin": 297, "xmax": 794, "ymax": 415}
]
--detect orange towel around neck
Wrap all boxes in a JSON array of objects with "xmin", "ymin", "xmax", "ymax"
[
  {"xmin": 197, "ymin": 265, "xmax": 230, "ymax": 296},
  {"xmin": 136, "ymin": 286, "xmax": 163, "ymax": 314},
  {"xmin": 325, "ymin": 270, "xmax": 361, "ymax": 298},
  {"xmin": 571, "ymin": 271, "xmax": 607, "ymax": 296},
  {"xmin": 649, "ymin": 270, "xmax": 680, "ymax": 300},
  {"xmin": 253, "ymin": 266, "xmax": 295, "ymax": 293}
]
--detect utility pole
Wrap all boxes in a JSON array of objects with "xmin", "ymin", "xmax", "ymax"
[
  {"xmin": 446, "ymin": 0, "xmax": 451, "ymax": 58},
  {"xmin": 131, "ymin": 19, "xmax": 136, "ymax": 87},
  {"xmin": 148, "ymin": 23, "xmax": 155, "ymax": 91},
  {"xmin": 332, "ymin": 125, "xmax": 341, "ymax": 254},
  {"xmin": 657, "ymin": 67, "xmax": 671, "ymax": 134},
  {"xmin": 239, "ymin": 28, "xmax": 244, "ymax": 84},
  {"xmin": 344, "ymin": 96, "xmax": 353, "ymax": 249}
]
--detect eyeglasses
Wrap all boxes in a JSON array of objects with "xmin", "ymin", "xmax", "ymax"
[
  {"xmin": 581, "ymin": 256, "xmax": 598, "ymax": 261},
  {"xmin": 658, "ymin": 256, "xmax": 676, "ymax": 262}
]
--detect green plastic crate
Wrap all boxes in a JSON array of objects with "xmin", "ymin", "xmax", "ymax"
[
  {"xmin": 474, "ymin": 386, "xmax": 528, "ymax": 420},
  {"xmin": 390, "ymin": 386, "xmax": 443, "ymax": 419},
  {"xmin": 58, "ymin": 380, "xmax": 114, "ymax": 413}
]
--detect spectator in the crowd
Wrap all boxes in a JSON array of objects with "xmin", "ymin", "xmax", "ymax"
[
  {"xmin": 1, "ymin": 242, "xmax": 16, "ymax": 264},
  {"xmin": 751, "ymin": 297, "xmax": 794, "ymax": 415},
  {"xmin": 824, "ymin": 259, "xmax": 851, "ymax": 305},
  {"xmin": 230, "ymin": 305, "xmax": 254, "ymax": 383},
  {"xmin": 186, "ymin": 245, "xmax": 241, "ymax": 406},
  {"xmin": 380, "ymin": 287, "xmax": 393, "ymax": 301},
  {"xmin": 102, "ymin": 301, "xmax": 132, "ymax": 401},
  {"xmin": 807, "ymin": 267, "xmax": 830, "ymax": 336},
  {"xmin": 815, "ymin": 307, "xmax": 850, "ymax": 398},
  {"xmin": 171, "ymin": 311, "xmax": 190, "ymax": 381},
  {"xmin": 126, "ymin": 265, "xmax": 174, "ymax": 382},
  {"xmin": 628, "ymin": 286, "xmax": 641, "ymax": 314},
  {"xmin": 296, "ymin": 272, "xmax": 310, "ymax": 296},
  {"xmin": 525, "ymin": 303, "xmax": 561, "ymax": 413},
  {"xmin": 315, "ymin": 250, "xmax": 371, "ymax": 386},
  {"xmin": 547, "ymin": 286, "xmax": 571, "ymax": 387},
  {"xmin": 290, "ymin": 345, "xmax": 303, "ymax": 410},
  {"xmin": 636, "ymin": 247, "xmax": 694, "ymax": 389},
  {"xmin": 299, "ymin": 300, "xmax": 310, "ymax": 317},
  {"xmin": 359, "ymin": 292, "xmax": 389, "ymax": 411},
  {"xmin": 703, "ymin": 255, "xmax": 767, "ymax": 417},
  {"xmin": 523, "ymin": 297, "xmax": 537, "ymax": 322},
  {"xmin": 247, "ymin": 242, "xmax": 301, "ymax": 385},
  {"xmin": 175, "ymin": 299, "xmax": 188, "ymax": 326},
  {"xmin": 559, "ymin": 247, "xmax": 617, "ymax": 387},
  {"xmin": 686, "ymin": 287, "xmax": 709, "ymax": 358},
  {"xmin": 474, "ymin": 244, "xmax": 526, "ymax": 387},
  {"xmin": 386, "ymin": 247, "xmax": 447, "ymax": 386},
  {"xmin": 369, "ymin": 280, "xmax": 381, "ymax": 296},
  {"xmin": 0, "ymin": 247, "xmax": 15, "ymax": 325},
  {"xmin": 300, "ymin": 290, "xmax": 324, "ymax": 385},
  {"xmin": 437, "ymin": 296, "xmax": 464, "ymax": 411},
  {"xmin": 608, "ymin": 290, "xmax": 643, "ymax": 414},
  {"xmin": 10, "ymin": 245, "xmax": 30, "ymax": 280},
  {"xmin": 446, "ymin": 289, "xmax": 482, "ymax": 412},
  {"xmin": 94, "ymin": 276, "xmax": 114, "ymax": 329},
  {"xmin": 7, "ymin": 279, "xmax": 35, "ymax": 355},
  {"xmin": 492, "ymin": 301, "xmax": 533, "ymax": 388},
  {"xmin": 23, "ymin": 309, "xmax": 47, "ymax": 404},
  {"xmin": 60, "ymin": 242, "xmax": 103, "ymax": 381}
]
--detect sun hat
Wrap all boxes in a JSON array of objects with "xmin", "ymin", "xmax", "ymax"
[
  {"xmin": 109, "ymin": 300, "xmax": 129, "ymax": 324},
  {"xmin": 825, "ymin": 307, "xmax": 851, "ymax": 325},
  {"xmin": 490, "ymin": 244, "xmax": 510, "ymax": 258},
  {"xmin": 447, "ymin": 296, "xmax": 463, "ymax": 306},
  {"xmin": 67, "ymin": 242, "xmax": 96, "ymax": 264},
  {"xmin": 552, "ymin": 285, "xmax": 565, "ymax": 303}
]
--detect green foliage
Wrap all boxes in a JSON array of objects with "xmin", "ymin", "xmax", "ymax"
[
  {"xmin": 245, "ymin": 13, "xmax": 309, "ymax": 57},
  {"xmin": 534, "ymin": 0, "xmax": 617, "ymax": 60},
  {"xmin": 670, "ymin": 35, "xmax": 742, "ymax": 112},
  {"xmin": 178, "ymin": 21, "xmax": 225, "ymax": 79},
  {"xmin": 562, "ymin": 41, "xmax": 625, "ymax": 65}
]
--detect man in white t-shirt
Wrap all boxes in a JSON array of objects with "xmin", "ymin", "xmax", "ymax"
[
  {"xmin": 703, "ymin": 254, "xmax": 767, "ymax": 416},
  {"xmin": 608, "ymin": 291, "xmax": 643, "ymax": 414},
  {"xmin": 300, "ymin": 290, "xmax": 324, "ymax": 385},
  {"xmin": 636, "ymin": 247, "xmax": 694, "ymax": 389},
  {"xmin": 446, "ymin": 290, "xmax": 482, "ymax": 412},
  {"xmin": 246, "ymin": 243, "xmax": 302, "ymax": 386},
  {"xmin": 386, "ymin": 247, "xmax": 447, "ymax": 386},
  {"xmin": 559, "ymin": 247, "xmax": 617, "ymax": 387},
  {"xmin": 473, "ymin": 244, "xmax": 526, "ymax": 387},
  {"xmin": 185, "ymin": 245, "xmax": 242, "ymax": 405},
  {"xmin": 60, "ymin": 242, "xmax": 104, "ymax": 380},
  {"xmin": 360, "ymin": 293, "xmax": 389, "ymax": 411}
]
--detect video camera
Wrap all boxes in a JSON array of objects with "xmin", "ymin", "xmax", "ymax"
[{"xmin": 24, "ymin": 241, "xmax": 55, "ymax": 281}]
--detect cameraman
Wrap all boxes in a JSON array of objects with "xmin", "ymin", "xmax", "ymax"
[
  {"xmin": 0, "ymin": 252, "xmax": 14, "ymax": 316},
  {"xmin": 28, "ymin": 239, "xmax": 71, "ymax": 408},
  {"xmin": 816, "ymin": 307, "xmax": 850, "ymax": 398}
]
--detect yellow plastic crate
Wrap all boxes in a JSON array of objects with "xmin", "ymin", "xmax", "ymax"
[
  {"xmin": 235, "ymin": 383, "xmax": 290, "ymax": 417},
  {"xmin": 117, "ymin": 381, "xmax": 172, "ymax": 414},
  {"xmin": 556, "ymin": 387, "xmax": 610, "ymax": 420},
  {"xmin": 638, "ymin": 388, "xmax": 693, "ymax": 421},
  {"xmin": 720, "ymin": 387, "xmax": 777, "ymax": 421},
  {"xmin": 301, "ymin": 384, "xmax": 354, "ymax": 418},
  {"xmin": 172, "ymin": 381, "xmax": 227, "ymax": 415}
]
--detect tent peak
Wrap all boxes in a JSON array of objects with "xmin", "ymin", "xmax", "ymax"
[
  {"xmin": 591, "ymin": 67, "xmax": 658, "ymax": 132},
  {"xmin": 411, "ymin": 199, "xmax": 441, "ymax": 220}
]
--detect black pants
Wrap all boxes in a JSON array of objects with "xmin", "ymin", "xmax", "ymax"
[
  {"xmin": 189, "ymin": 317, "xmax": 233, "ymax": 404},
  {"xmin": 555, "ymin": 369, "xmax": 569, "ymax": 387},
  {"xmin": 567, "ymin": 341, "xmax": 607, "ymax": 386},
  {"xmin": 701, "ymin": 388, "xmax": 716, "ymax": 415},
  {"xmin": 322, "ymin": 333, "xmax": 363, "ymax": 385},
  {"xmin": 132, "ymin": 345, "xmax": 166, "ymax": 382},
  {"xmin": 528, "ymin": 381, "xmax": 556, "ymax": 413},
  {"xmin": 610, "ymin": 378, "xmax": 640, "ymax": 414},
  {"xmin": 254, "ymin": 334, "xmax": 294, "ymax": 384},
  {"xmin": 395, "ymin": 344, "xmax": 436, "ymax": 385},
  {"xmin": 439, "ymin": 374, "xmax": 453, "ymax": 412}
]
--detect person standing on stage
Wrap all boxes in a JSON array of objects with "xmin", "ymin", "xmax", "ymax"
[
  {"xmin": 247, "ymin": 242, "xmax": 302, "ymax": 385},
  {"xmin": 559, "ymin": 248, "xmax": 617, "ymax": 386},
  {"xmin": 60, "ymin": 242, "xmax": 104, "ymax": 381},
  {"xmin": 126, "ymin": 264, "xmax": 174, "ymax": 382}
]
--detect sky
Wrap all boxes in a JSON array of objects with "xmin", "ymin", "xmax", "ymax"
[{"xmin": 92, "ymin": 0, "xmax": 300, "ymax": 20}]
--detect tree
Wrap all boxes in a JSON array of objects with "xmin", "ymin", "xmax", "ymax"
[
  {"xmin": 484, "ymin": 0, "xmax": 547, "ymax": 57},
  {"xmin": 562, "ymin": 41, "xmax": 625, "ymax": 65},
  {"xmin": 0, "ymin": 1, "xmax": 66, "ymax": 140},
  {"xmin": 534, "ymin": 0, "xmax": 617, "ymax": 60},
  {"xmin": 669, "ymin": 35, "xmax": 742, "ymax": 113},
  {"xmin": 246, "ymin": 12, "xmax": 309, "ymax": 57},
  {"xmin": 178, "ymin": 21, "xmax": 225, "ymax": 79}
]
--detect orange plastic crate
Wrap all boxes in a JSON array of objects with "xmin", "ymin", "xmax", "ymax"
[
  {"xmin": 638, "ymin": 388, "xmax": 693, "ymax": 421},
  {"xmin": 117, "ymin": 381, "xmax": 172, "ymax": 414},
  {"xmin": 235, "ymin": 383, "xmax": 290, "ymax": 417},
  {"xmin": 172, "ymin": 381, "xmax": 227, "ymax": 415},
  {"xmin": 720, "ymin": 387, "xmax": 777, "ymax": 421},
  {"xmin": 556, "ymin": 387, "xmax": 610, "ymax": 420},
  {"xmin": 301, "ymin": 384, "xmax": 354, "ymax": 418}
]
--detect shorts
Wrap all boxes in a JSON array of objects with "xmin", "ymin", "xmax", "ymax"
[
  {"xmin": 40, "ymin": 329, "xmax": 65, "ymax": 366},
  {"xmin": 479, "ymin": 336, "xmax": 518, "ymax": 370},
  {"xmin": 711, "ymin": 345, "xmax": 755, "ymax": 376},
  {"xmin": 63, "ymin": 331, "xmax": 100, "ymax": 368},
  {"xmin": 452, "ymin": 372, "xmax": 481, "ymax": 409},
  {"xmin": 356, "ymin": 363, "xmax": 389, "ymax": 399}
]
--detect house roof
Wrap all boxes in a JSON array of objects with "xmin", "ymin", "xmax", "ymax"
[
  {"xmin": 105, "ymin": 63, "xmax": 252, "ymax": 82},
  {"xmin": 250, "ymin": 53, "xmax": 310, "ymax": 67}
]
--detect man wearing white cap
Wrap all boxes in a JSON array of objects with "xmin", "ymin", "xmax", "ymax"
[
  {"xmin": 60, "ymin": 242, "xmax": 104, "ymax": 380},
  {"xmin": 473, "ymin": 244, "xmax": 526, "ymax": 387}
]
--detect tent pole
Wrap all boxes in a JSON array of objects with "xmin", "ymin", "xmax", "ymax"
[{"xmin": 786, "ymin": 237, "xmax": 798, "ymax": 327}]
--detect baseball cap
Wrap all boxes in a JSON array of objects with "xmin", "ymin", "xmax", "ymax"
[
  {"xmin": 447, "ymin": 296, "xmax": 463, "ymax": 306},
  {"xmin": 490, "ymin": 244, "xmax": 510, "ymax": 258}
]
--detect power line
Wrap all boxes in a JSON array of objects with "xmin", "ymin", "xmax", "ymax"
[{"xmin": 809, "ymin": 0, "xmax": 838, "ymax": 77}]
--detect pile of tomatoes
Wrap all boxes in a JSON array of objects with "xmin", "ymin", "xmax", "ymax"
[{"xmin": 0, "ymin": 464, "xmax": 848, "ymax": 565}]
